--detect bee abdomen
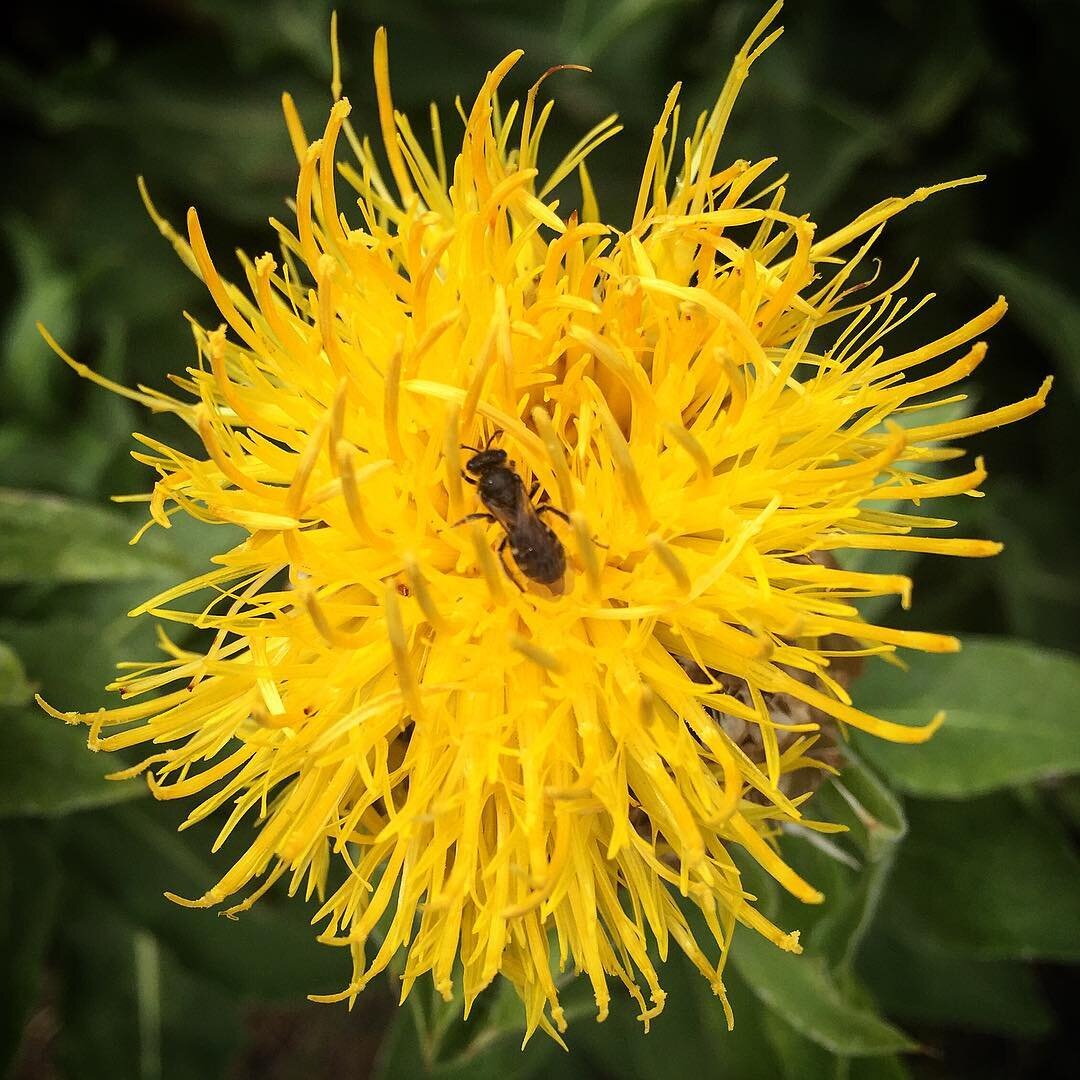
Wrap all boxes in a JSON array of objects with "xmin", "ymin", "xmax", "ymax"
[{"xmin": 511, "ymin": 536, "xmax": 566, "ymax": 585}]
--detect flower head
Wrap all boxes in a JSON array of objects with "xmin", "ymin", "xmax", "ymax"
[{"xmin": 40, "ymin": 1, "xmax": 1048, "ymax": 1043}]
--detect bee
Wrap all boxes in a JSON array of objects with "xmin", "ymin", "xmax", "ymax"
[{"xmin": 456, "ymin": 430, "xmax": 569, "ymax": 590}]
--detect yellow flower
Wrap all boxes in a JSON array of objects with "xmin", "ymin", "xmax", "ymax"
[{"xmin": 39, "ymin": 1, "xmax": 1048, "ymax": 1044}]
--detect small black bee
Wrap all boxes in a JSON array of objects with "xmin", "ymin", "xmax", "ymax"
[{"xmin": 457, "ymin": 430, "xmax": 568, "ymax": 590}]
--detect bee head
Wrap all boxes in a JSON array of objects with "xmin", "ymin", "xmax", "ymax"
[{"xmin": 465, "ymin": 448, "xmax": 508, "ymax": 475}]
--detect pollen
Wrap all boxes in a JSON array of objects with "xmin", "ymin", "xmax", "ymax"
[{"xmin": 38, "ymin": 0, "xmax": 1047, "ymax": 1044}]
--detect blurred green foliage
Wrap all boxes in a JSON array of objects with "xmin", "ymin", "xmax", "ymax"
[{"xmin": 2, "ymin": 1, "xmax": 1077, "ymax": 1077}]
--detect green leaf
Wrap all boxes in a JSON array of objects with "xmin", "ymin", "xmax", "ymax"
[
  {"xmin": 0, "ymin": 584, "xmax": 196, "ymax": 821},
  {"xmin": 883, "ymin": 792, "xmax": 1080, "ymax": 961},
  {"xmin": 853, "ymin": 637, "xmax": 1080, "ymax": 797},
  {"xmin": 376, "ymin": 930, "xmax": 589, "ymax": 1079},
  {"xmin": 577, "ymin": 0, "xmax": 697, "ymax": 64},
  {"xmin": 63, "ymin": 804, "xmax": 342, "ymax": 1001},
  {"xmin": 1, "ymin": 517, "xmax": 242, "ymax": 708},
  {"xmin": 188, "ymin": 0, "xmax": 336, "ymax": 71},
  {"xmin": 1050, "ymin": 777, "xmax": 1080, "ymax": 833},
  {"xmin": 0, "ymin": 639, "xmax": 33, "ymax": 706},
  {"xmin": 572, "ymin": 948, "xmax": 787, "ymax": 1080},
  {"xmin": 960, "ymin": 246, "xmax": 1080, "ymax": 396},
  {"xmin": 897, "ymin": 4, "xmax": 985, "ymax": 133},
  {"xmin": 847, "ymin": 1055, "xmax": 913, "ymax": 1080},
  {"xmin": 0, "ymin": 488, "xmax": 196, "ymax": 585},
  {"xmin": 811, "ymin": 752, "xmax": 908, "ymax": 862},
  {"xmin": 859, "ymin": 927, "xmax": 1054, "ymax": 1038},
  {"xmin": 758, "ymin": 757, "xmax": 906, "ymax": 978},
  {"xmin": 805, "ymin": 851, "xmax": 897, "ymax": 980},
  {"xmin": 0, "ymin": 218, "xmax": 75, "ymax": 422},
  {"xmin": 759, "ymin": 1007, "xmax": 912, "ymax": 1080},
  {"xmin": 53, "ymin": 880, "xmax": 242, "ymax": 1080},
  {"xmin": 1, "ymin": 592, "xmax": 163, "ymax": 710},
  {"xmin": 0, "ymin": 821, "xmax": 61, "ymax": 1074},
  {"xmin": 976, "ymin": 481, "xmax": 1080, "ymax": 654},
  {"xmin": 0, "ymin": 521, "xmax": 243, "ymax": 821},
  {"xmin": 758, "ymin": 1011, "xmax": 842, "ymax": 1080},
  {"xmin": 0, "ymin": 707, "xmax": 145, "ymax": 818},
  {"xmin": 375, "ymin": 997, "xmax": 571, "ymax": 1080},
  {"xmin": 730, "ymin": 926, "xmax": 913, "ymax": 1057},
  {"xmin": 0, "ymin": 316, "xmax": 138, "ymax": 498}
]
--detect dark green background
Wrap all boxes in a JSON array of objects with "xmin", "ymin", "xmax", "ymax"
[{"xmin": 2, "ymin": 2, "xmax": 1077, "ymax": 1077}]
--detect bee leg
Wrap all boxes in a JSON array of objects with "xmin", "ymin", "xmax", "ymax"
[
  {"xmin": 528, "ymin": 479, "xmax": 542, "ymax": 501},
  {"xmin": 461, "ymin": 471, "xmax": 478, "ymax": 486},
  {"xmin": 452, "ymin": 512, "xmax": 496, "ymax": 528},
  {"xmin": 538, "ymin": 505, "xmax": 610, "ymax": 549},
  {"xmin": 536, "ymin": 505, "xmax": 570, "ymax": 525},
  {"xmin": 497, "ymin": 536, "xmax": 525, "ymax": 591}
]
